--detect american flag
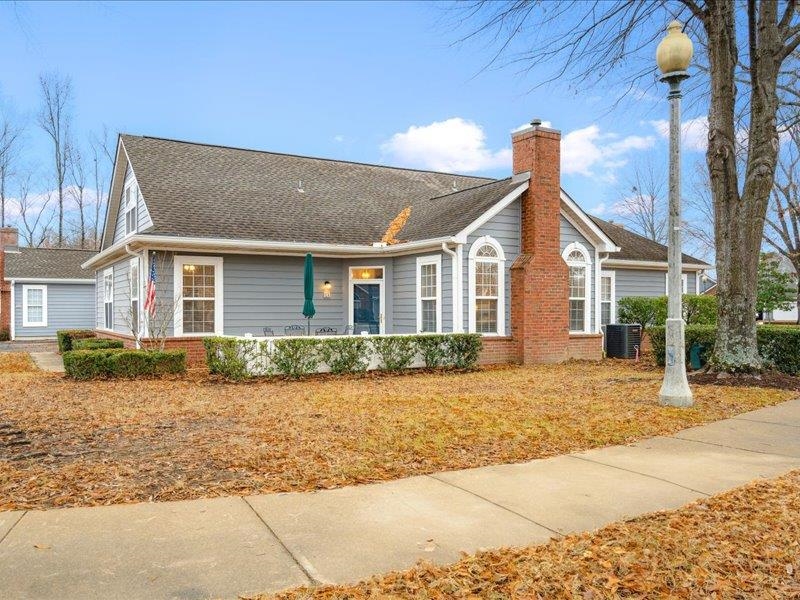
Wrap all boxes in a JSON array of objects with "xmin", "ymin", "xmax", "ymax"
[{"xmin": 144, "ymin": 254, "xmax": 157, "ymax": 317}]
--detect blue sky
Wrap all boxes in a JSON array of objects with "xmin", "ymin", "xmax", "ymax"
[{"xmin": 1, "ymin": 1, "xmax": 709, "ymax": 225}]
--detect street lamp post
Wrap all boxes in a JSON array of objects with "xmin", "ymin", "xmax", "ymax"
[{"xmin": 656, "ymin": 20, "xmax": 694, "ymax": 407}]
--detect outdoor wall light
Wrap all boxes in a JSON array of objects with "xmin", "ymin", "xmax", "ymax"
[
  {"xmin": 322, "ymin": 280, "xmax": 332, "ymax": 298},
  {"xmin": 361, "ymin": 270, "xmax": 371, "ymax": 279}
]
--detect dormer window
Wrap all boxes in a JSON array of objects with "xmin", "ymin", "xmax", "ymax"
[{"xmin": 124, "ymin": 187, "xmax": 138, "ymax": 236}]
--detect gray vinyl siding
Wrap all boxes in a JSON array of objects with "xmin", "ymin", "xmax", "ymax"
[
  {"xmin": 441, "ymin": 253, "xmax": 453, "ymax": 333},
  {"xmin": 392, "ymin": 255, "xmax": 416, "ymax": 333},
  {"xmin": 112, "ymin": 164, "xmax": 153, "ymax": 244},
  {"xmin": 560, "ymin": 215, "xmax": 597, "ymax": 331},
  {"xmin": 612, "ymin": 268, "xmax": 699, "ymax": 301},
  {"xmin": 14, "ymin": 282, "xmax": 95, "ymax": 339},
  {"xmin": 462, "ymin": 200, "xmax": 520, "ymax": 335}
]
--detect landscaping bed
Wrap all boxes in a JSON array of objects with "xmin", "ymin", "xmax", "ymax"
[
  {"xmin": 0, "ymin": 352, "xmax": 795, "ymax": 511},
  {"xmin": 257, "ymin": 470, "xmax": 800, "ymax": 599}
]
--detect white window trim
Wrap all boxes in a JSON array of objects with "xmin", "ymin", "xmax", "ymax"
[
  {"xmin": 468, "ymin": 235, "xmax": 506, "ymax": 336},
  {"xmin": 665, "ymin": 272, "xmax": 689, "ymax": 295},
  {"xmin": 563, "ymin": 242, "xmax": 592, "ymax": 334},
  {"xmin": 129, "ymin": 257, "xmax": 141, "ymax": 337},
  {"xmin": 22, "ymin": 284, "xmax": 47, "ymax": 327},
  {"xmin": 173, "ymin": 255, "xmax": 224, "ymax": 337},
  {"xmin": 416, "ymin": 254, "xmax": 442, "ymax": 333},
  {"xmin": 347, "ymin": 265, "xmax": 386, "ymax": 335},
  {"xmin": 102, "ymin": 268, "xmax": 114, "ymax": 331},
  {"xmin": 600, "ymin": 270, "xmax": 616, "ymax": 326},
  {"xmin": 124, "ymin": 186, "xmax": 138, "ymax": 237}
]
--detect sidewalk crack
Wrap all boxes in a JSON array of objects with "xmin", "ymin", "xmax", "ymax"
[
  {"xmin": 0, "ymin": 511, "xmax": 27, "ymax": 546},
  {"xmin": 240, "ymin": 498, "xmax": 320, "ymax": 586}
]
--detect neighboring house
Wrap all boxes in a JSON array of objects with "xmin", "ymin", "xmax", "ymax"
[
  {"xmin": 83, "ymin": 123, "xmax": 710, "ymax": 364},
  {"xmin": 762, "ymin": 253, "xmax": 799, "ymax": 323},
  {"xmin": 0, "ymin": 228, "xmax": 97, "ymax": 340}
]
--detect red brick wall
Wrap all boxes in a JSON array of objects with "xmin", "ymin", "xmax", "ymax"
[
  {"xmin": 95, "ymin": 330, "xmax": 208, "ymax": 365},
  {"xmin": 478, "ymin": 336, "xmax": 519, "ymax": 365},
  {"xmin": 566, "ymin": 334, "xmax": 603, "ymax": 360},
  {"xmin": 510, "ymin": 125, "xmax": 570, "ymax": 364},
  {"xmin": 0, "ymin": 228, "xmax": 19, "ymax": 334}
]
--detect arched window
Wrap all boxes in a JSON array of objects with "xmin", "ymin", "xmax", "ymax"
[
  {"xmin": 562, "ymin": 242, "xmax": 591, "ymax": 333},
  {"xmin": 469, "ymin": 236, "xmax": 505, "ymax": 335}
]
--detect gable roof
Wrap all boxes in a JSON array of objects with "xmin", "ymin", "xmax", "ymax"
[
  {"xmin": 4, "ymin": 248, "xmax": 97, "ymax": 280},
  {"xmin": 590, "ymin": 216, "xmax": 709, "ymax": 266},
  {"xmin": 105, "ymin": 135, "xmax": 495, "ymax": 248}
]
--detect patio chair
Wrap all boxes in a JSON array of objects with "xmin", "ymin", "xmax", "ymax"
[
  {"xmin": 262, "ymin": 327, "xmax": 275, "ymax": 337},
  {"xmin": 315, "ymin": 327, "xmax": 337, "ymax": 336},
  {"xmin": 342, "ymin": 325, "xmax": 353, "ymax": 335},
  {"xmin": 284, "ymin": 324, "xmax": 305, "ymax": 336}
]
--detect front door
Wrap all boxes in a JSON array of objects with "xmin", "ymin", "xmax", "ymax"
[{"xmin": 349, "ymin": 267, "xmax": 385, "ymax": 334}]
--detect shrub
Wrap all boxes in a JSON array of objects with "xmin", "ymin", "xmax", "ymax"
[
  {"xmin": 73, "ymin": 338, "xmax": 124, "ymax": 351},
  {"xmin": 57, "ymin": 329, "xmax": 95, "ymax": 353},
  {"xmin": 0, "ymin": 328, "xmax": 9, "ymax": 342},
  {"xmin": 204, "ymin": 337, "xmax": 271, "ymax": 379},
  {"xmin": 683, "ymin": 295, "xmax": 717, "ymax": 325},
  {"xmin": 412, "ymin": 334, "xmax": 448, "ymax": 368},
  {"xmin": 318, "ymin": 337, "xmax": 371, "ymax": 375},
  {"xmin": 648, "ymin": 325, "xmax": 716, "ymax": 367},
  {"xmin": 371, "ymin": 336, "xmax": 417, "ymax": 371},
  {"xmin": 272, "ymin": 338, "xmax": 321, "ymax": 378},
  {"xmin": 443, "ymin": 333, "xmax": 483, "ymax": 369},
  {"xmin": 757, "ymin": 326, "xmax": 800, "ymax": 375},
  {"xmin": 63, "ymin": 349, "xmax": 186, "ymax": 380},
  {"xmin": 618, "ymin": 297, "xmax": 667, "ymax": 330}
]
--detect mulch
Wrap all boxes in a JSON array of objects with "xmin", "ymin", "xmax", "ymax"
[{"xmin": 689, "ymin": 370, "xmax": 800, "ymax": 390}]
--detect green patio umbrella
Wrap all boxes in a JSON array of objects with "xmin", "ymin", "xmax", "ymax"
[{"xmin": 302, "ymin": 253, "xmax": 316, "ymax": 335}]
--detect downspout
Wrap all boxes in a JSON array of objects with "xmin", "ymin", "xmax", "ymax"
[
  {"xmin": 9, "ymin": 279, "xmax": 14, "ymax": 341},
  {"xmin": 124, "ymin": 244, "xmax": 144, "ymax": 347},
  {"xmin": 442, "ymin": 242, "xmax": 462, "ymax": 333},
  {"xmin": 598, "ymin": 252, "xmax": 610, "ymax": 332}
]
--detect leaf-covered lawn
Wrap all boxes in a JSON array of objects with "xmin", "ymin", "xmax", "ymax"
[
  {"xmin": 0, "ymin": 353, "xmax": 795, "ymax": 510},
  {"xmin": 259, "ymin": 470, "xmax": 800, "ymax": 599}
]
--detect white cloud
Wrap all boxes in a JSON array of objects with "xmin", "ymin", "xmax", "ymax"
[
  {"xmin": 333, "ymin": 135, "xmax": 345, "ymax": 143},
  {"xmin": 561, "ymin": 124, "xmax": 655, "ymax": 180},
  {"xmin": 648, "ymin": 116, "xmax": 708, "ymax": 152},
  {"xmin": 511, "ymin": 120, "xmax": 553, "ymax": 133},
  {"xmin": 380, "ymin": 118, "xmax": 511, "ymax": 172}
]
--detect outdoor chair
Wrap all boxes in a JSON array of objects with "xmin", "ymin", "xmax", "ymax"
[
  {"xmin": 284, "ymin": 324, "xmax": 305, "ymax": 336},
  {"xmin": 342, "ymin": 325, "xmax": 353, "ymax": 335},
  {"xmin": 315, "ymin": 327, "xmax": 337, "ymax": 336},
  {"xmin": 262, "ymin": 327, "xmax": 275, "ymax": 337}
]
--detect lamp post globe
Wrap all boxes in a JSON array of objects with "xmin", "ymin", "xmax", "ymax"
[{"xmin": 657, "ymin": 20, "xmax": 694, "ymax": 407}]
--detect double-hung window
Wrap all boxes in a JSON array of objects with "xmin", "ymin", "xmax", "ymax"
[
  {"xmin": 600, "ymin": 271, "xmax": 615, "ymax": 326},
  {"xmin": 469, "ymin": 236, "xmax": 505, "ymax": 335},
  {"xmin": 103, "ymin": 268, "xmax": 114, "ymax": 330},
  {"xmin": 22, "ymin": 285, "xmax": 47, "ymax": 327},
  {"xmin": 564, "ymin": 243, "xmax": 591, "ymax": 333},
  {"xmin": 124, "ymin": 187, "xmax": 138, "ymax": 236},
  {"xmin": 130, "ymin": 258, "xmax": 140, "ymax": 334},
  {"xmin": 416, "ymin": 255, "xmax": 441, "ymax": 333},
  {"xmin": 174, "ymin": 256, "xmax": 223, "ymax": 336},
  {"xmin": 665, "ymin": 272, "xmax": 689, "ymax": 295}
]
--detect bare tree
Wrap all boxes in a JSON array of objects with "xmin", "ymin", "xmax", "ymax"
[
  {"xmin": 68, "ymin": 145, "xmax": 88, "ymax": 248},
  {"xmin": 684, "ymin": 160, "xmax": 717, "ymax": 262},
  {"xmin": 89, "ymin": 126, "xmax": 114, "ymax": 250},
  {"xmin": 37, "ymin": 73, "xmax": 73, "ymax": 247},
  {"xmin": 14, "ymin": 175, "xmax": 55, "ymax": 248},
  {"xmin": 612, "ymin": 161, "xmax": 667, "ymax": 243},
  {"xmin": 455, "ymin": 1, "xmax": 800, "ymax": 372},
  {"xmin": 0, "ymin": 113, "xmax": 23, "ymax": 228},
  {"xmin": 763, "ymin": 124, "xmax": 800, "ymax": 322}
]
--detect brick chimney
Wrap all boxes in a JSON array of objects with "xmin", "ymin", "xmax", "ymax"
[
  {"xmin": 0, "ymin": 227, "xmax": 19, "ymax": 335},
  {"xmin": 509, "ymin": 121, "xmax": 569, "ymax": 363}
]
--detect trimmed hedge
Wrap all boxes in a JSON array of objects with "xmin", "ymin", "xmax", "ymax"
[
  {"xmin": 57, "ymin": 329, "xmax": 95, "ymax": 353},
  {"xmin": 203, "ymin": 333, "xmax": 483, "ymax": 380},
  {"xmin": 648, "ymin": 325, "xmax": 800, "ymax": 375},
  {"xmin": 63, "ymin": 349, "xmax": 187, "ymax": 380},
  {"xmin": 73, "ymin": 338, "xmax": 124, "ymax": 351},
  {"xmin": 0, "ymin": 328, "xmax": 9, "ymax": 342},
  {"xmin": 618, "ymin": 295, "xmax": 717, "ymax": 330}
]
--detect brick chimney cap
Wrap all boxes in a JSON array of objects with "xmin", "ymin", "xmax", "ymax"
[{"xmin": 530, "ymin": 118, "xmax": 543, "ymax": 126}]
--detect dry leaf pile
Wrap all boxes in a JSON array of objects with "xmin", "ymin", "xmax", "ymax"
[
  {"xmin": 0, "ymin": 352, "xmax": 794, "ymax": 511},
  {"xmin": 257, "ymin": 470, "xmax": 800, "ymax": 599}
]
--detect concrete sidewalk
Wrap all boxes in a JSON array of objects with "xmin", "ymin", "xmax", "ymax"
[
  {"xmin": 29, "ymin": 352, "xmax": 64, "ymax": 373},
  {"xmin": 1, "ymin": 399, "xmax": 799, "ymax": 600}
]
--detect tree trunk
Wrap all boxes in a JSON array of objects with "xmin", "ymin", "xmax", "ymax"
[{"xmin": 707, "ymin": 0, "xmax": 782, "ymax": 372}]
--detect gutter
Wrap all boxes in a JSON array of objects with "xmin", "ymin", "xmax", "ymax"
[
  {"xmin": 83, "ymin": 234, "xmax": 457, "ymax": 270},
  {"xmin": 603, "ymin": 258, "xmax": 711, "ymax": 271},
  {"xmin": 441, "ymin": 242, "xmax": 463, "ymax": 333},
  {"xmin": 9, "ymin": 279, "xmax": 14, "ymax": 341}
]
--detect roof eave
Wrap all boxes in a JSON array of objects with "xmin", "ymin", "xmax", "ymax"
[{"xmin": 602, "ymin": 258, "xmax": 712, "ymax": 270}]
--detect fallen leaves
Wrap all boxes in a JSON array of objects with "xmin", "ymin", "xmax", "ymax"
[
  {"xmin": 255, "ymin": 471, "xmax": 800, "ymax": 600},
  {"xmin": 0, "ymin": 358, "xmax": 795, "ymax": 511}
]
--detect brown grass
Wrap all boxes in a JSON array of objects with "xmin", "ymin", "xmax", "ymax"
[
  {"xmin": 258, "ymin": 470, "xmax": 800, "ymax": 599},
  {"xmin": 0, "ymin": 353, "xmax": 795, "ymax": 511}
]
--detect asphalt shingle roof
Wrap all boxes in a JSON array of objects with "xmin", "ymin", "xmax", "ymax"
[
  {"xmin": 5, "ymin": 248, "xmax": 97, "ymax": 280},
  {"xmin": 120, "ymin": 135, "xmax": 496, "ymax": 245},
  {"xmin": 590, "ymin": 216, "xmax": 709, "ymax": 265}
]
